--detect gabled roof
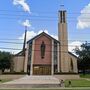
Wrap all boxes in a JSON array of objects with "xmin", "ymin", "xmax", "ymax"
[
  {"xmin": 68, "ymin": 52, "xmax": 78, "ymax": 58},
  {"xmin": 15, "ymin": 50, "xmax": 25, "ymax": 56},
  {"xmin": 13, "ymin": 50, "xmax": 23, "ymax": 56},
  {"xmin": 27, "ymin": 32, "xmax": 60, "ymax": 44}
]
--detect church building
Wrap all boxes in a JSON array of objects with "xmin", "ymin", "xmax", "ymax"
[{"xmin": 13, "ymin": 10, "xmax": 78, "ymax": 75}]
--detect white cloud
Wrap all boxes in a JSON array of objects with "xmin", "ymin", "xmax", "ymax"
[
  {"xmin": 37, "ymin": 30, "xmax": 58, "ymax": 40},
  {"xmin": 77, "ymin": 3, "xmax": 90, "ymax": 29},
  {"xmin": 19, "ymin": 30, "xmax": 36, "ymax": 41},
  {"xmin": 13, "ymin": 0, "xmax": 31, "ymax": 13},
  {"xmin": 68, "ymin": 41, "xmax": 82, "ymax": 53},
  {"xmin": 51, "ymin": 35, "xmax": 58, "ymax": 40},
  {"xmin": 22, "ymin": 19, "xmax": 31, "ymax": 27},
  {"xmin": 19, "ymin": 30, "xmax": 58, "ymax": 42}
]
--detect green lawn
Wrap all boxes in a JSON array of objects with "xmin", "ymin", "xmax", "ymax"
[
  {"xmin": 0, "ymin": 79, "xmax": 12, "ymax": 83},
  {"xmin": 65, "ymin": 79, "xmax": 90, "ymax": 87},
  {"xmin": 80, "ymin": 74, "xmax": 90, "ymax": 78}
]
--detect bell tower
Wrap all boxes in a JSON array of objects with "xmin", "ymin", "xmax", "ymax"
[{"xmin": 58, "ymin": 10, "xmax": 69, "ymax": 72}]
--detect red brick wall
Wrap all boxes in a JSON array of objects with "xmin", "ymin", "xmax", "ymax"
[{"xmin": 33, "ymin": 35, "xmax": 52, "ymax": 65}]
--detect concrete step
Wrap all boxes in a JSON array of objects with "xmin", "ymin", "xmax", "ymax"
[
  {"xmin": 3, "ymin": 75, "xmax": 60, "ymax": 84},
  {"xmin": 0, "ymin": 84, "xmax": 60, "ymax": 89}
]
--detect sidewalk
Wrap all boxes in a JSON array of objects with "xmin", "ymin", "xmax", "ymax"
[{"xmin": 0, "ymin": 87, "xmax": 90, "ymax": 90}]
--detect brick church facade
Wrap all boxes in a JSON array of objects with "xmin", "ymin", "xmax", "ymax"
[{"xmin": 13, "ymin": 10, "xmax": 78, "ymax": 75}]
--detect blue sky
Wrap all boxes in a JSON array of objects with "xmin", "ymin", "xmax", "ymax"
[{"xmin": 0, "ymin": 0, "xmax": 90, "ymax": 53}]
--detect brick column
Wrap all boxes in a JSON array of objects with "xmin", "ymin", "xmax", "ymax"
[
  {"xmin": 51, "ymin": 40, "xmax": 54, "ymax": 75},
  {"xmin": 24, "ymin": 43, "xmax": 29, "ymax": 72},
  {"xmin": 57, "ymin": 43, "xmax": 60, "ymax": 72},
  {"xmin": 30, "ymin": 40, "xmax": 35, "ymax": 75}
]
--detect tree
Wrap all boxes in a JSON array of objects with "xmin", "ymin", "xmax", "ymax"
[
  {"xmin": 0, "ymin": 51, "xmax": 12, "ymax": 72},
  {"xmin": 74, "ymin": 42, "xmax": 90, "ymax": 74}
]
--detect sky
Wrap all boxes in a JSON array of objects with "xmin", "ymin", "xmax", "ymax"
[{"xmin": 0, "ymin": 0, "xmax": 90, "ymax": 54}]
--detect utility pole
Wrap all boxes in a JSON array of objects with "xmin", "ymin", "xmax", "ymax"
[{"xmin": 22, "ymin": 26, "xmax": 27, "ymax": 56}]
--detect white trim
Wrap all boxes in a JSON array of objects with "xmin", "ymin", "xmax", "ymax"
[
  {"xmin": 57, "ymin": 43, "xmax": 60, "ymax": 72},
  {"xmin": 30, "ymin": 40, "xmax": 35, "ymax": 75},
  {"xmin": 52, "ymin": 40, "xmax": 54, "ymax": 75}
]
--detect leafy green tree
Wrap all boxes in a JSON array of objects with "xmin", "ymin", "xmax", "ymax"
[
  {"xmin": 0, "ymin": 51, "xmax": 12, "ymax": 72},
  {"xmin": 74, "ymin": 42, "xmax": 90, "ymax": 74}
]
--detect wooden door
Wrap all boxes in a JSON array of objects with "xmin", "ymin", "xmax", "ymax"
[{"xmin": 33, "ymin": 65, "xmax": 51, "ymax": 75}]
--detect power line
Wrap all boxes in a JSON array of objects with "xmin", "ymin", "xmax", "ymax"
[
  {"xmin": 0, "ymin": 14, "xmax": 57, "ymax": 18},
  {"xmin": 0, "ymin": 49, "xmax": 77, "ymax": 54},
  {"xmin": 0, "ymin": 13, "xmax": 89, "ymax": 18},
  {"xmin": 0, "ymin": 12, "xmax": 89, "ymax": 22},
  {"xmin": 0, "ymin": 17, "xmax": 57, "ymax": 21},
  {"xmin": 0, "ymin": 41, "xmax": 23, "ymax": 44},
  {"xmin": 1, "ymin": 18, "xmax": 90, "ymax": 23},
  {"xmin": 0, "ymin": 16, "xmax": 90, "ymax": 22},
  {"xmin": 0, "ymin": 46, "xmax": 76, "ymax": 53},
  {"xmin": 0, "ymin": 42, "xmax": 82, "ymax": 47},
  {"xmin": 0, "ymin": 47, "xmax": 22, "ymax": 50},
  {"xmin": 0, "ymin": 40, "xmax": 89, "ymax": 44},
  {"xmin": 0, "ymin": 10, "xmax": 59, "ymax": 14},
  {"xmin": 0, "ymin": 9, "xmax": 90, "ymax": 14},
  {"xmin": 0, "ymin": 37, "xmax": 90, "ymax": 41},
  {"xmin": 0, "ymin": 38, "xmax": 88, "ymax": 41},
  {"xmin": 0, "ymin": 13, "xmax": 84, "ymax": 18},
  {"xmin": 0, "ymin": 38, "xmax": 25, "ymax": 40}
]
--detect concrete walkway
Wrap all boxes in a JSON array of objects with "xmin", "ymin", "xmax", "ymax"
[
  {"xmin": 83, "ymin": 78, "xmax": 90, "ymax": 81},
  {"xmin": 0, "ymin": 75, "xmax": 89, "ymax": 89},
  {"xmin": 0, "ymin": 75, "xmax": 61, "ymax": 88},
  {"xmin": 3, "ymin": 75, "xmax": 60, "ymax": 84}
]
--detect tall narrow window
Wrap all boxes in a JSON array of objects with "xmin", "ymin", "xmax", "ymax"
[
  {"xmin": 41, "ymin": 41, "xmax": 46, "ymax": 59},
  {"xmin": 60, "ymin": 11, "xmax": 63, "ymax": 23},
  {"xmin": 63, "ymin": 11, "xmax": 66, "ymax": 23},
  {"xmin": 70, "ymin": 58, "xmax": 73, "ymax": 72},
  {"xmin": 54, "ymin": 41, "xmax": 58, "ymax": 73}
]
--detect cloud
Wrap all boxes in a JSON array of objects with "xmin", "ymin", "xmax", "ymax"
[
  {"xmin": 22, "ymin": 19, "xmax": 31, "ymax": 27},
  {"xmin": 77, "ymin": 3, "xmax": 90, "ymax": 29},
  {"xmin": 68, "ymin": 41, "xmax": 82, "ymax": 53},
  {"xmin": 37, "ymin": 30, "xmax": 58, "ymax": 40},
  {"xmin": 19, "ymin": 30, "xmax": 58, "ymax": 42},
  {"xmin": 19, "ymin": 30, "xmax": 36, "ymax": 41},
  {"xmin": 13, "ymin": 0, "xmax": 31, "ymax": 13}
]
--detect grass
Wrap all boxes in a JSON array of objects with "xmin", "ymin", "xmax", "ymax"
[
  {"xmin": 0, "ymin": 74, "xmax": 90, "ymax": 89},
  {"xmin": 0, "ymin": 79, "xmax": 12, "ymax": 83},
  {"xmin": 65, "ymin": 79, "xmax": 90, "ymax": 87},
  {"xmin": 80, "ymin": 74, "xmax": 90, "ymax": 78}
]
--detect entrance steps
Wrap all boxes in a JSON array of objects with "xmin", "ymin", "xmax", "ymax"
[
  {"xmin": 3, "ymin": 75, "xmax": 60, "ymax": 84},
  {"xmin": 0, "ymin": 75, "xmax": 60, "ymax": 88},
  {"xmin": 0, "ymin": 84, "xmax": 60, "ymax": 89}
]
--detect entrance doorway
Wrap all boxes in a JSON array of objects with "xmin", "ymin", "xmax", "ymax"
[{"xmin": 33, "ymin": 65, "xmax": 51, "ymax": 75}]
